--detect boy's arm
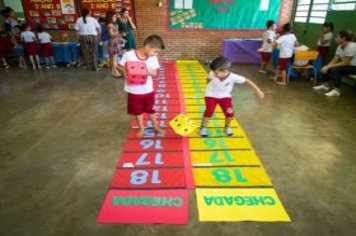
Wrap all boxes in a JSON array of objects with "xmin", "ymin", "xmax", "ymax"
[
  {"xmin": 245, "ymin": 79, "xmax": 264, "ymax": 99},
  {"xmin": 148, "ymin": 69, "xmax": 158, "ymax": 77},
  {"xmin": 117, "ymin": 64, "xmax": 126, "ymax": 77}
]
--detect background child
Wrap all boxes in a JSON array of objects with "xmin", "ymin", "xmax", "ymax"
[
  {"xmin": 21, "ymin": 24, "xmax": 40, "ymax": 69},
  {"xmin": 317, "ymin": 22, "xmax": 334, "ymax": 65},
  {"xmin": 270, "ymin": 23, "xmax": 299, "ymax": 86},
  {"xmin": 37, "ymin": 25, "xmax": 56, "ymax": 68},
  {"xmin": 106, "ymin": 11, "xmax": 125, "ymax": 78},
  {"xmin": 11, "ymin": 25, "xmax": 25, "ymax": 68},
  {"xmin": 258, "ymin": 20, "xmax": 276, "ymax": 74},
  {"xmin": 98, "ymin": 17, "xmax": 110, "ymax": 67},
  {"xmin": 200, "ymin": 57, "xmax": 264, "ymax": 137},
  {"xmin": 117, "ymin": 35, "xmax": 165, "ymax": 137}
]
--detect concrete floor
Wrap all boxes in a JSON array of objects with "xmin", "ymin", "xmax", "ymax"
[{"xmin": 0, "ymin": 64, "xmax": 355, "ymax": 236}]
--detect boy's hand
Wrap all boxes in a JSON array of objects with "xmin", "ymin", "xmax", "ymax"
[{"xmin": 148, "ymin": 69, "xmax": 157, "ymax": 77}]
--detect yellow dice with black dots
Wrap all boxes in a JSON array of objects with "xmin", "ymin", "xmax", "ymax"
[{"xmin": 169, "ymin": 114, "xmax": 198, "ymax": 137}]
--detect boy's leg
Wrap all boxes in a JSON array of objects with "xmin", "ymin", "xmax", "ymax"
[
  {"xmin": 199, "ymin": 116, "xmax": 209, "ymax": 137},
  {"xmin": 269, "ymin": 68, "xmax": 279, "ymax": 81},
  {"xmin": 145, "ymin": 92, "xmax": 164, "ymax": 135},
  {"xmin": 136, "ymin": 115, "xmax": 145, "ymax": 137},
  {"xmin": 276, "ymin": 70, "xmax": 287, "ymax": 86},
  {"xmin": 258, "ymin": 52, "xmax": 269, "ymax": 73},
  {"xmin": 45, "ymin": 57, "xmax": 50, "ymax": 68},
  {"xmin": 35, "ymin": 55, "xmax": 41, "ymax": 69},
  {"xmin": 219, "ymin": 98, "xmax": 234, "ymax": 136},
  {"xmin": 258, "ymin": 61, "xmax": 266, "ymax": 72},
  {"xmin": 29, "ymin": 55, "xmax": 36, "ymax": 69},
  {"xmin": 148, "ymin": 113, "xmax": 165, "ymax": 135},
  {"xmin": 275, "ymin": 58, "xmax": 289, "ymax": 86},
  {"xmin": 19, "ymin": 56, "xmax": 25, "ymax": 68},
  {"xmin": 50, "ymin": 56, "xmax": 56, "ymax": 67},
  {"xmin": 200, "ymin": 97, "xmax": 217, "ymax": 137}
]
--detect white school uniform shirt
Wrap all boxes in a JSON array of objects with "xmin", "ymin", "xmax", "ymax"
[
  {"xmin": 317, "ymin": 32, "xmax": 333, "ymax": 47},
  {"xmin": 119, "ymin": 50, "xmax": 160, "ymax": 94},
  {"xmin": 335, "ymin": 42, "xmax": 356, "ymax": 66},
  {"xmin": 262, "ymin": 29, "xmax": 275, "ymax": 52},
  {"xmin": 74, "ymin": 16, "xmax": 100, "ymax": 35},
  {"xmin": 205, "ymin": 71, "xmax": 246, "ymax": 98},
  {"xmin": 276, "ymin": 33, "xmax": 297, "ymax": 58},
  {"xmin": 38, "ymin": 32, "xmax": 52, "ymax": 43},
  {"xmin": 21, "ymin": 31, "xmax": 36, "ymax": 43}
]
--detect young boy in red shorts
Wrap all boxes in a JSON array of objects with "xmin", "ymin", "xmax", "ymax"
[
  {"xmin": 200, "ymin": 57, "xmax": 264, "ymax": 137},
  {"xmin": 270, "ymin": 23, "xmax": 299, "ymax": 86},
  {"xmin": 117, "ymin": 35, "xmax": 165, "ymax": 137}
]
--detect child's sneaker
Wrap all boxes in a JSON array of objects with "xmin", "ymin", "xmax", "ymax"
[
  {"xmin": 225, "ymin": 126, "xmax": 233, "ymax": 136},
  {"xmin": 325, "ymin": 88, "xmax": 341, "ymax": 97},
  {"xmin": 258, "ymin": 69, "xmax": 267, "ymax": 74},
  {"xmin": 51, "ymin": 64, "xmax": 57, "ymax": 68},
  {"xmin": 3, "ymin": 63, "xmax": 10, "ymax": 69},
  {"xmin": 199, "ymin": 126, "xmax": 208, "ymax": 137},
  {"xmin": 313, "ymin": 84, "xmax": 330, "ymax": 91}
]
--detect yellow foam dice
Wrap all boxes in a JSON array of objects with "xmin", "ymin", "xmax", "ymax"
[{"xmin": 169, "ymin": 114, "xmax": 198, "ymax": 137}]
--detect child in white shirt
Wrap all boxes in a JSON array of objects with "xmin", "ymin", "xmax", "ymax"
[
  {"xmin": 200, "ymin": 57, "xmax": 264, "ymax": 137},
  {"xmin": 317, "ymin": 22, "xmax": 334, "ymax": 65},
  {"xmin": 270, "ymin": 23, "xmax": 299, "ymax": 86},
  {"xmin": 258, "ymin": 20, "xmax": 276, "ymax": 74},
  {"xmin": 37, "ymin": 25, "xmax": 56, "ymax": 68},
  {"xmin": 21, "ymin": 24, "xmax": 41, "ymax": 69}
]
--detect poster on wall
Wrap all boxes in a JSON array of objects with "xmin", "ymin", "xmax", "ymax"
[
  {"xmin": 168, "ymin": 0, "xmax": 282, "ymax": 30},
  {"xmin": 21, "ymin": 0, "xmax": 79, "ymax": 30},
  {"xmin": 79, "ymin": 0, "xmax": 135, "ymax": 23}
]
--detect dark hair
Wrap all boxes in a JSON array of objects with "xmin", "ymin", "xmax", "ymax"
[
  {"xmin": 81, "ymin": 9, "xmax": 89, "ymax": 24},
  {"xmin": 143, "ymin": 35, "xmax": 165, "ymax": 50},
  {"xmin": 322, "ymin": 22, "xmax": 334, "ymax": 32},
  {"xmin": 37, "ymin": 25, "xmax": 44, "ymax": 33},
  {"xmin": 282, "ymin": 23, "xmax": 292, "ymax": 33},
  {"xmin": 266, "ymin": 20, "xmax": 275, "ymax": 28},
  {"xmin": 328, "ymin": 22, "xmax": 334, "ymax": 32},
  {"xmin": 105, "ymin": 11, "xmax": 115, "ymax": 25},
  {"xmin": 98, "ymin": 16, "xmax": 105, "ymax": 24},
  {"xmin": 120, "ymin": 8, "xmax": 129, "ymax": 14},
  {"xmin": 19, "ymin": 23, "xmax": 27, "ymax": 31},
  {"xmin": 210, "ymin": 57, "xmax": 231, "ymax": 71},
  {"xmin": 338, "ymin": 30, "xmax": 354, "ymax": 42}
]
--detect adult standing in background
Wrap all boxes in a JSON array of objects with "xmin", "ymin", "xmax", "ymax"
[
  {"xmin": 75, "ymin": 9, "xmax": 101, "ymax": 71},
  {"xmin": 0, "ymin": 7, "xmax": 16, "ymax": 68},
  {"xmin": 117, "ymin": 8, "xmax": 136, "ymax": 50}
]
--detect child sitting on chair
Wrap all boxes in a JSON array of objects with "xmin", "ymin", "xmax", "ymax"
[{"xmin": 200, "ymin": 57, "xmax": 264, "ymax": 137}]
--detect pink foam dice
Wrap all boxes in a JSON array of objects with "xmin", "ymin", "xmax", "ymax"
[{"xmin": 125, "ymin": 61, "xmax": 148, "ymax": 85}]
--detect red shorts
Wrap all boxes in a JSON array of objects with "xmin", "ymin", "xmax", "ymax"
[
  {"xmin": 41, "ymin": 43, "xmax": 54, "ymax": 57},
  {"xmin": 25, "ymin": 42, "xmax": 39, "ymax": 56},
  {"xmin": 317, "ymin": 46, "xmax": 329, "ymax": 59},
  {"xmin": 278, "ymin": 57, "xmax": 291, "ymax": 71},
  {"xmin": 204, "ymin": 97, "xmax": 234, "ymax": 118},
  {"xmin": 127, "ymin": 92, "xmax": 155, "ymax": 116},
  {"xmin": 261, "ymin": 52, "xmax": 271, "ymax": 62},
  {"xmin": 0, "ymin": 35, "xmax": 12, "ymax": 56}
]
